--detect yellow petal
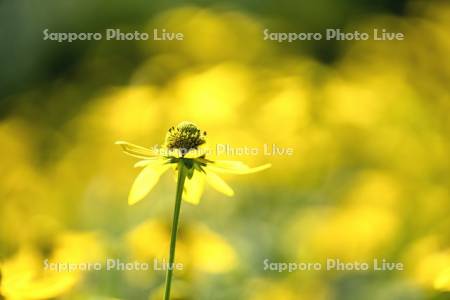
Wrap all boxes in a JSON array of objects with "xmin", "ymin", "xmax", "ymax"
[
  {"xmin": 115, "ymin": 141, "xmax": 159, "ymax": 159},
  {"xmin": 205, "ymin": 170, "xmax": 234, "ymax": 196},
  {"xmin": 134, "ymin": 158, "xmax": 170, "ymax": 168},
  {"xmin": 182, "ymin": 172, "xmax": 205, "ymax": 205},
  {"xmin": 128, "ymin": 162, "xmax": 170, "ymax": 205},
  {"xmin": 206, "ymin": 160, "xmax": 271, "ymax": 174}
]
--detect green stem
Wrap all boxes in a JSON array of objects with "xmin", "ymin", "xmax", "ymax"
[{"xmin": 164, "ymin": 160, "xmax": 187, "ymax": 300}]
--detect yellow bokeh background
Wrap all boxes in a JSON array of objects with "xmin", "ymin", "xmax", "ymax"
[{"xmin": 0, "ymin": 1, "xmax": 449, "ymax": 299}]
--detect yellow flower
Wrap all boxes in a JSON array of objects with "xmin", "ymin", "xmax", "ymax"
[
  {"xmin": 116, "ymin": 121, "xmax": 270, "ymax": 205},
  {"xmin": 0, "ymin": 247, "xmax": 79, "ymax": 300}
]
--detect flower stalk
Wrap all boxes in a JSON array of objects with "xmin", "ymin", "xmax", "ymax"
[{"xmin": 164, "ymin": 160, "xmax": 187, "ymax": 300}]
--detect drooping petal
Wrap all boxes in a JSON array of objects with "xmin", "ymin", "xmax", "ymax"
[
  {"xmin": 115, "ymin": 141, "xmax": 160, "ymax": 159},
  {"xmin": 205, "ymin": 169, "xmax": 234, "ymax": 196},
  {"xmin": 128, "ymin": 162, "xmax": 170, "ymax": 205},
  {"xmin": 205, "ymin": 160, "xmax": 271, "ymax": 175},
  {"xmin": 134, "ymin": 158, "xmax": 170, "ymax": 168},
  {"xmin": 182, "ymin": 171, "xmax": 206, "ymax": 205}
]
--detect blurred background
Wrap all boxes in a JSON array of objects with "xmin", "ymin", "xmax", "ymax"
[{"xmin": 0, "ymin": 0, "xmax": 449, "ymax": 299}]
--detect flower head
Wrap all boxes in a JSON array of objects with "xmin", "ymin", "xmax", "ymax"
[
  {"xmin": 165, "ymin": 121, "xmax": 206, "ymax": 155},
  {"xmin": 116, "ymin": 121, "xmax": 271, "ymax": 205}
]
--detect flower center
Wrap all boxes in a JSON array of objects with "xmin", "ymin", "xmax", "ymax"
[{"xmin": 165, "ymin": 121, "xmax": 206, "ymax": 154}]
